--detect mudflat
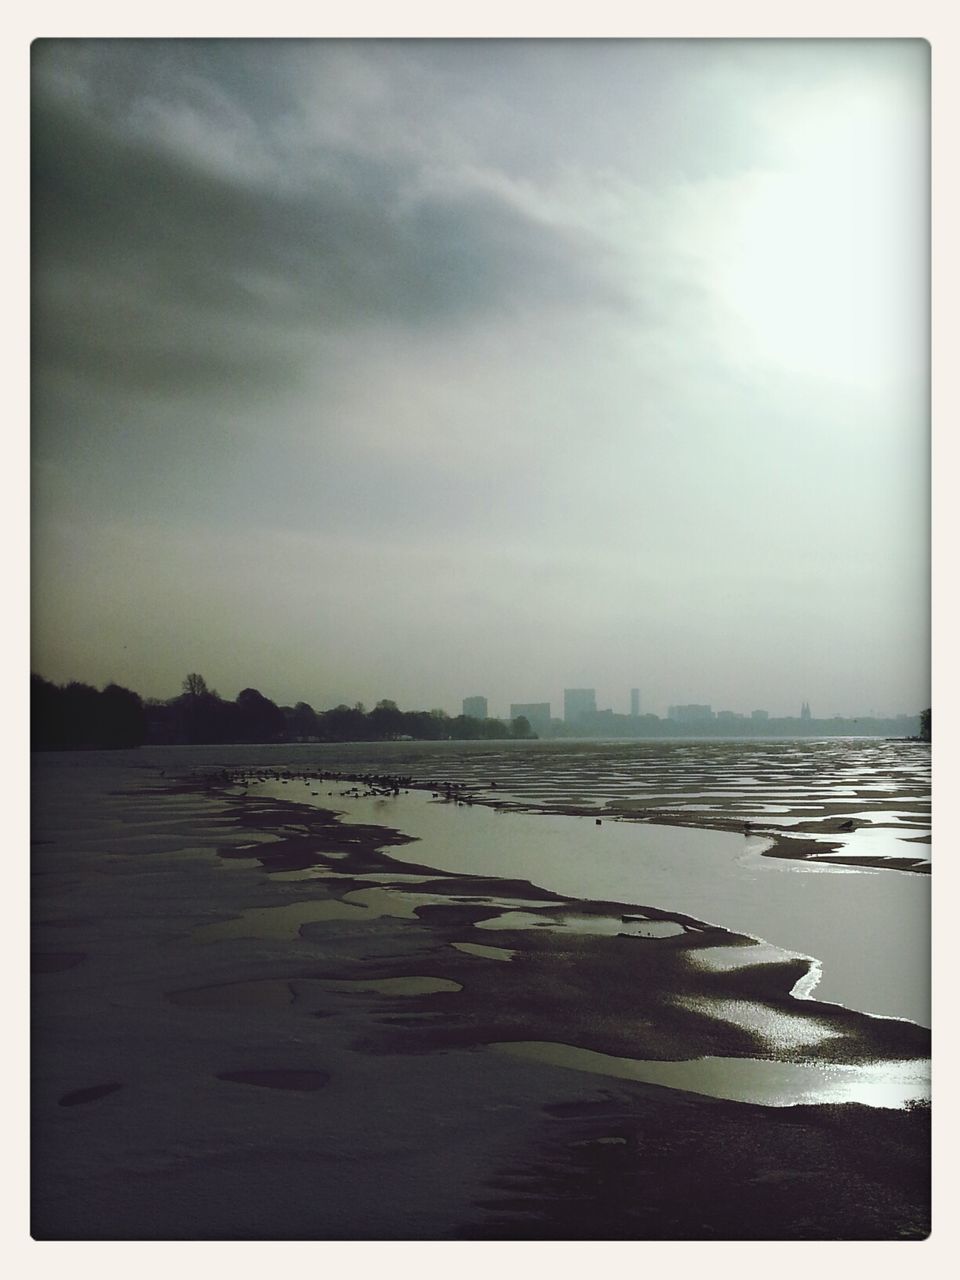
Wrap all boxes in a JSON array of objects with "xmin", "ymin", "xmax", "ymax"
[{"xmin": 31, "ymin": 748, "xmax": 930, "ymax": 1239}]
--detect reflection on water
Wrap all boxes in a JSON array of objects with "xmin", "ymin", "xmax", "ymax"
[
  {"xmin": 673, "ymin": 996, "xmax": 844, "ymax": 1051},
  {"xmin": 686, "ymin": 942, "xmax": 824, "ymax": 1002},
  {"xmin": 194, "ymin": 886, "xmax": 469, "ymax": 940},
  {"xmin": 802, "ymin": 825, "xmax": 931, "ymax": 865},
  {"xmin": 687, "ymin": 942, "xmax": 786, "ymax": 971},
  {"xmin": 450, "ymin": 941, "xmax": 516, "ymax": 962},
  {"xmin": 491, "ymin": 1041, "xmax": 930, "ymax": 1110},
  {"xmin": 194, "ymin": 898, "xmax": 368, "ymax": 940},
  {"xmin": 264, "ymin": 781, "xmax": 929, "ymax": 1026}
]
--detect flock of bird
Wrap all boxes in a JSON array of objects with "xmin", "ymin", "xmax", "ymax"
[
  {"xmin": 182, "ymin": 765, "xmax": 861, "ymax": 837},
  {"xmin": 191, "ymin": 766, "xmax": 501, "ymax": 808}
]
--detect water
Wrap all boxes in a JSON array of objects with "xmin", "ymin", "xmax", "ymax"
[
  {"xmin": 492, "ymin": 1042, "xmax": 930, "ymax": 1110},
  {"xmin": 33, "ymin": 739, "xmax": 932, "ymax": 1114},
  {"xmin": 247, "ymin": 740, "xmax": 929, "ymax": 1027}
]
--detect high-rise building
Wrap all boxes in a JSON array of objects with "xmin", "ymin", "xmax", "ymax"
[
  {"xmin": 462, "ymin": 696, "xmax": 488, "ymax": 720},
  {"xmin": 563, "ymin": 688, "xmax": 597, "ymax": 724},
  {"xmin": 630, "ymin": 688, "xmax": 641, "ymax": 717},
  {"xmin": 751, "ymin": 709, "xmax": 770, "ymax": 721},
  {"xmin": 510, "ymin": 703, "xmax": 551, "ymax": 735},
  {"xmin": 800, "ymin": 700, "xmax": 812, "ymax": 721}
]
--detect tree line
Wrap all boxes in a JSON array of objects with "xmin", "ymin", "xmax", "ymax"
[{"xmin": 30, "ymin": 673, "xmax": 536, "ymax": 750}]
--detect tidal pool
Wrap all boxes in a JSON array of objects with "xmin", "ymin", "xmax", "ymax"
[
  {"xmin": 474, "ymin": 910, "xmax": 686, "ymax": 939},
  {"xmin": 450, "ymin": 942, "xmax": 516, "ymax": 962},
  {"xmin": 193, "ymin": 886, "xmax": 476, "ymax": 941}
]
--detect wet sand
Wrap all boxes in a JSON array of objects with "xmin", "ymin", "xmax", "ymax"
[{"xmin": 31, "ymin": 752, "xmax": 930, "ymax": 1239}]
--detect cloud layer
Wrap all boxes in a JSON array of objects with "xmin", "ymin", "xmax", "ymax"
[{"xmin": 31, "ymin": 39, "xmax": 929, "ymax": 717}]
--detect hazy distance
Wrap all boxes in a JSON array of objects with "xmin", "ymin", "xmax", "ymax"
[{"xmin": 31, "ymin": 39, "xmax": 929, "ymax": 719}]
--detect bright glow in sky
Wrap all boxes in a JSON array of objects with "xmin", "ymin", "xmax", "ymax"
[{"xmin": 31, "ymin": 39, "xmax": 929, "ymax": 718}]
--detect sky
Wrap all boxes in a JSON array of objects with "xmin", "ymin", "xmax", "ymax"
[{"xmin": 31, "ymin": 38, "xmax": 930, "ymax": 719}]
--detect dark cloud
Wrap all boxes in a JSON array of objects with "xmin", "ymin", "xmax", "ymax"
[{"xmin": 32, "ymin": 47, "xmax": 624, "ymax": 406}]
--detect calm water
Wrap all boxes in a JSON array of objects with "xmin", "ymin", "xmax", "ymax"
[
  {"xmin": 34, "ymin": 737, "xmax": 931, "ymax": 1027},
  {"xmin": 491, "ymin": 1042, "xmax": 929, "ymax": 1109},
  {"xmin": 255, "ymin": 775, "xmax": 930, "ymax": 1026}
]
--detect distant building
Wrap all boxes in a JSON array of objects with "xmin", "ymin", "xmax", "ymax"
[
  {"xmin": 715, "ymin": 710, "xmax": 745, "ymax": 722},
  {"xmin": 630, "ymin": 688, "xmax": 641, "ymax": 717},
  {"xmin": 462, "ymin": 696, "xmax": 488, "ymax": 720},
  {"xmin": 510, "ymin": 702, "xmax": 551, "ymax": 735},
  {"xmin": 563, "ymin": 688, "xmax": 597, "ymax": 724},
  {"xmin": 667, "ymin": 704, "xmax": 714, "ymax": 723},
  {"xmin": 800, "ymin": 700, "xmax": 812, "ymax": 721},
  {"xmin": 751, "ymin": 709, "xmax": 769, "ymax": 721}
]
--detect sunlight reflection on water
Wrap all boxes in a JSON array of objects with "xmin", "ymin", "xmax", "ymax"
[{"xmin": 491, "ymin": 1041, "xmax": 930, "ymax": 1109}]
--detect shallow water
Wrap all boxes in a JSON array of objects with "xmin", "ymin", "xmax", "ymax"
[
  {"xmin": 257, "ymin": 779, "xmax": 930, "ymax": 1026},
  {"xmin": 474, "ymin": 910, "xmax": 687, "ymax": 939},
  {"xmin": 193, "ymin": 885, "xmax": 474, "ymax": 940},
  {"xmin": 803, "ymin": 825, "xmax": 931, "ymax": 863},
  {"xmin": 450, "ymin": 942, "xmax": 516, "ymax": 962},
  {"xmin": 491, "ymin": 1041, "xmax": 930, "ymax": 1109}
]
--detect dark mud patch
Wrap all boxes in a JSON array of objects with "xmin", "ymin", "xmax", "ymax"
[
  {"xmin": 410, "ymin": 902, "xmax": 506, "ymax": 928},
  {"xmin": 543, "ymin": 1096, "xmax": 629, "ymax": 1120},
  {"xmin": 213, "ymin": 797, "xmax": 419, "ymax": 875},
  {"xmin": 216, "ymin": 1069, "xmax": 330, "ymax": 1092},
  {"xmin": 806, "ymin": 854, "xmax": 931, "ymax": 874},
  {"xmin": 310, "ymin": 976, "xmax": 462, "ymax": 996},
  {"xmin": 32, "ymin": 952, "xmax": 86, "ymax": 973},
  {"xmin": 168, "ymin": 973, "xmax": 462, "ymax": 1010},
  {"xmin": 460, "ymin": 1089, "xmax": 930, "ymax": 1240},
  {"xmin": 59, "ymin": 1083, "xmax": 123, "ymax": 1107},
  {"xmin": 168, "ymin": 979, "xmax": 297, "ymax": 1009}
]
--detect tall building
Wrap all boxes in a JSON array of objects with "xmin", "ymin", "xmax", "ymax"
[
  {"xmin": 800, "ymin": 700, "xmax": 812, "ymax": 721},
  {"xmin": 751, "ymin": 709, "xmax": 770, "ymax": 721},
  {"xmin": 563, "ymin": 688, "xmax": 597, "ymax": 724},
  {"xmin": 510, "ymin": 702, "xmax": 551, "ymax": 735},
  {"xmin": 630, "ymin": 688, "xmax": 641, "ymax": 717},
  {"xmin": 462, "ymin": 696, "xmax": 488, "ymax": 720}
]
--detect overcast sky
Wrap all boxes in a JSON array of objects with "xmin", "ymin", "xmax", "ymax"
[{"xmin": 31, "ymin": 38, "xmax": 929, "ymax": 718}]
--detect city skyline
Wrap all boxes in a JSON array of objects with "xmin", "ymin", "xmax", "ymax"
[
  {"xmin": 34, "ymin": 662, "xmax": 920, "ymax": 724},
  {"xmin": 30, "ymin": 653, "xmax": 925, "ymax": 723}
]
